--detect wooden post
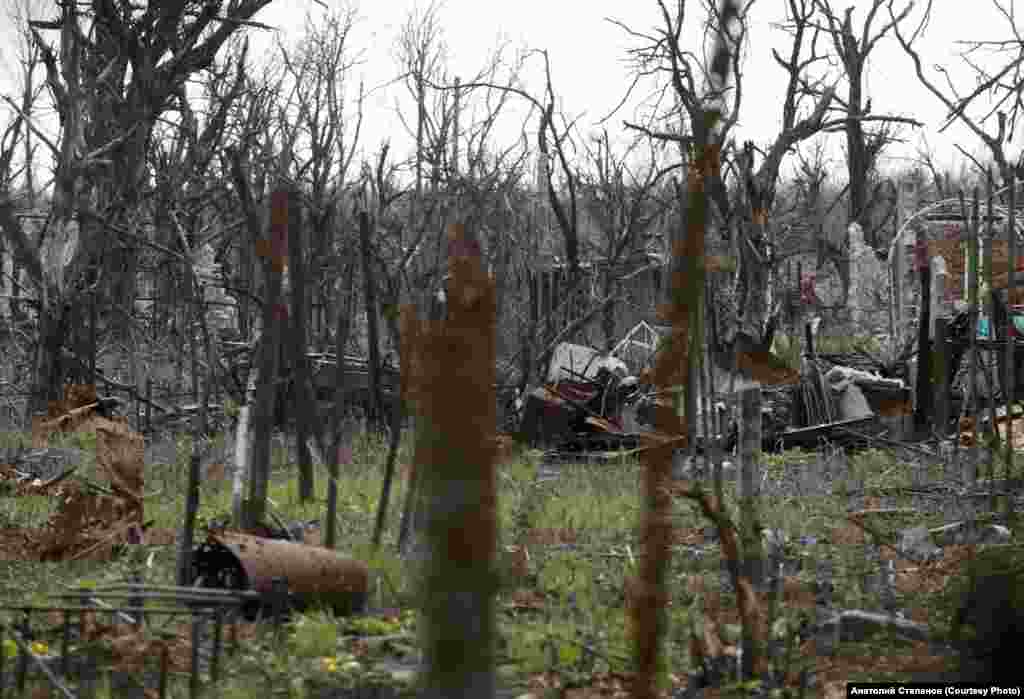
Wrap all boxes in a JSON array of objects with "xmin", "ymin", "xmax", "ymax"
[
  {"xmin": 1006, "ymin": 177, "xmax": 1017, "ymax": 493},
  {"xmin": 796, "ymin": 261, "xmax": 803, "ymax": 356},
  {"xmin": 968, "ymin": 190, "xmax": 981, "ymax": 483},
  {"xmin": 984, "ymin": 173, "xmax": 1000, "ymax": 473},
  {"xmin": 545, "ymin": 269, "xmax": 554, "ymax": 337},
  {"xmin": 738, "ymin": 386, "xmax": 763, "ymax": 587},
  {"xmin": 805, "ymin": 319, "xmax": 830, "ymax": 423},
  {"xmin": 935, "ymin": 318, "xmax": 950, "ymax": 438},
  {"xmin": 90, "ymin": 290, "xmax": 97, "ymax": 385},
  {"xmin": 414, "ymin": 222, "xmax": 498, "ymax": 699},
  {"xmin": 287, "ymin": 187, "xmax": 315, "ymax": 502},
  {"xmin": 358, "ymin": 211, "xmax": 384, "ymax": 431},
  {"xmin": 525, "ymin": 270, "xmax": 538, "ymax": 388},
  {"xmin": 914, "ymin": 220, "xmax": 932, "ymax": 432},
  {"xmin": 893, "ymin": 229, "xmax": 903, "ymax": 358}
]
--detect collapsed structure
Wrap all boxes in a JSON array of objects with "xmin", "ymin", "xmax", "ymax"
[{"xmin": 516, "ymin": 317, "xmax": 914, "ymax": 457}]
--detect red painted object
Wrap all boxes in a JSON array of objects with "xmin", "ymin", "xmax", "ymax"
[
  {"xmin": 554, "ymin": 382, "xmax": 599, "ymax": 404},
  {"xmin": 912, "ymin": 240, "xmax": 929, "ymax": 271},
  {"xmin": 800, "ymin": 273, "xmax": 817, "ymax": 304}
]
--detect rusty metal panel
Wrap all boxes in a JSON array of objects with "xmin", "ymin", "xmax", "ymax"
[{"xmin": 197, "ymin": 532, "xmax": 369, "ymax": 615}]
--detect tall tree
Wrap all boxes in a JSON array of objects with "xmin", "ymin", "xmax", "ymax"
[
  {"xmin": 0, "ymin": 0, "xmax": 275, "ymax": 422},
  {"xmin": 275, "ymin": 6, "xmax": 365, "ymax": 499},
  {"xmin": 578, "ymin": 131, "xmax": 676, "ymax": 350},
  {"xmin": 617, "ymin": 0, "xmax": 833, "ymax": 352},
  {"xmin": 814, "ymin": 0, "xmax": 915, "ymax": 249},
  {"xmin": 626, "ymin": 3, "xmax": 744, "ymax": 694},
  {"xmin": 890, "ymin": 0, "xmax": 1022, "ymax": 187},
  {"xmin": 407, "ymin": 223, "xmax": 498, "ymax": 699}
]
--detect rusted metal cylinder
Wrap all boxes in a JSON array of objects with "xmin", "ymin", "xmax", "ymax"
[{"xmin": 193, "ymin": 531, "xmax": 369, "ymax": 616}]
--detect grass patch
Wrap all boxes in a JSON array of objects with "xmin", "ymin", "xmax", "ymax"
[{"xmin": 0, "ymin": 420, "xmax": 1009, "ymax": 693}]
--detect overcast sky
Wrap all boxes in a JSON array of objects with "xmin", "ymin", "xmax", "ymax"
[{"xmin": 0, "ymin": 0, "xmax": 1018, "ymax": 185}]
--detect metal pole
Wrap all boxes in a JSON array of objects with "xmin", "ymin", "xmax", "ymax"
[
  {"xmin": 969, "ymin": 189, "xmax": 980, "ymax": 483},
  {"xmin": 1006, "ymin": 177, "xmax": 1017, "ymax": 511}
]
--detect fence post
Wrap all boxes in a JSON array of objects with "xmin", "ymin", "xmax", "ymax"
[
  {"xmin": 413, "ymin": 222, "xmax": 498, "ymax": 699},
  {"xmin": 968, "ymin": 190, "xmax": 981, "ymax": 485},
  {"xmin": 914, "ymin": 217, "xmax": 932, "ymax": 432},
  {"xmin": 935, "ymin": 318, "xmax": 950, "ymax": 437},
  {"xmin": 737, "ymin": 386, "xmax": 763, "ymax": 591},
  {"xmin": 1005, "ymin": 177, "xmax": 1017, "ymax": 496}
]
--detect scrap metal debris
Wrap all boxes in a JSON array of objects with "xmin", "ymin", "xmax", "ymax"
[
  {"xmin": 191, "ymin": 530, "xmax": 369, "ymax": 619},
  {"xmin": 785, "ymin": 356, "xmax": 913, "ymax": 451},
  {"xmin": 515, "ymin": 323, "xmax": 929, "ymax": 458},
  {"xmin": 518, "ymin": 342, "xmax": 651, "ymax": 454}
]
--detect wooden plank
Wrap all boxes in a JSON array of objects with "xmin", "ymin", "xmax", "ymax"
[{"xmin": 775, "ymin": 416, "xmax": 876, "ymax": 450}]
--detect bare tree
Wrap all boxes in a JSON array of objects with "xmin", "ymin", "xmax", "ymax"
[
  {"xmin": 274, "ymin": 6, "xmax": 365, "ymax": 501},
  {"xmin": 0, "ymin": 0, "xmax": 47, "ymax": 334},
  {"xmin": 813, "ymin": 0, "xmax": 916, "ymax": 248},
  {"xmin": 915, "ymin": 135, "xmax": 953, "ymax": 199},
  {"xmin": 430, "ymin": 48, "xmax": 590, "ymax": 375},
  {"xmin": 396, "ymin": 0, "xmax": 446, "ymax": 226},
  {"xmin": 578, "ymin": 131, "xmax": 677, "ymax": 350},
  {"xmin": 0, "ymin": 0, "xmax": 47, "ymax": 208},
  {"xmin": 0, "ymin": 0, "xmax": 276, "ymax": 423},
  {"xmin": 616, "ymin": 0, "xmax": 839, "ymax": 350},
  {"xmin": 890, "ymin": 0, "xmax": 1021, "ymax": 186}
]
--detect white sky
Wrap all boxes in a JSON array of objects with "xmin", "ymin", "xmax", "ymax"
[{"xmin": 0, "ymin": 0, "xmax": 1019, "ymax": 186}]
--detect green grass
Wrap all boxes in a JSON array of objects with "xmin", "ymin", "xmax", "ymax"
[{"xmin": 0, "ymin": 423, "xmax": 1011, "ymax": 695}]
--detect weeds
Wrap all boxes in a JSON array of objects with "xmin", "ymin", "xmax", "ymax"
[{"xmin": 0, "ymin": 426, "xmax": 1017, "ymax": 693}]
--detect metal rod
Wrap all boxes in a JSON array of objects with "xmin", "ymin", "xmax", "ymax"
[
  {"xmin": 0, "ymin": 605, "xmax": 221, "ymax": 616},
  {"xmin": 968, "ymin": 189, "xmax": 981, "ymax": 484},
  {"xmin": 211, "ymin": 606, "xmax": 223, "ymax": 685},
  {"xmin": 15, "ymin": 613, "xmax": 28, "ymax": 695},
  {"xmin": 159, "ymin": 641, "xmax": 169, "ymax": 699},
  {"xmin": 6, "ymin": 627, "xmax": 76, "ymax": 699},
  {"xmin": 60, "ymin": 610, "xmax": 69, "ymax": 678},
  {"xmin": 985, "ymin": 171, "xmax": 1000, "ymax": 478},
  {"xmin": 190, "ymin": 615, "xmax": 201, "ymax": 699},
  {"xmin": 1006, "ymin": 176, "xmax": 1017, "ymax": 501},
  {"xmin": 0, "ymin": 622, "xmax": 6, "ymax": 699}
]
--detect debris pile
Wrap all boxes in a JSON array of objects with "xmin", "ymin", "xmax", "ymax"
[
  {"xmin": 518, "ymin": 342, "xmax": 650, "ymax": 456},
  {"xmin": 0, "ymin": 384, "xmax": 145, "ymax": 561},
  {"xmin": 781, "ymin": 356, "xmax": 911, "ymax": 451},
  {"xmin": 514, "ymin": 320, "xmax": 927, "ymax": 456}
]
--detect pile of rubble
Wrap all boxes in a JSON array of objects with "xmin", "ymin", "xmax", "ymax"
[
  {"xmin": 517, "ymin": 342, "xmax": 662, "ymax": 459},
  {"xmin": 515, "ymin": 326, "xmax": 915, "ymax": 458}
]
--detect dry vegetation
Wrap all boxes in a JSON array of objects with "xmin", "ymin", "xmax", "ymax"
[{"xmin": 0, "ymin": 0, "xmax": 1022, "ymax": 695}]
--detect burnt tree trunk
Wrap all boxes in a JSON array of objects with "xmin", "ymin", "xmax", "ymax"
[
  {"xmin": 359, "ymin": 211, "xmax": 385, "ymax": 430},
  {"xmin": 914, "ymin": 229, "xmax": 932, "ymax": 431},
  {"xmin": 30, "ymin": 304, "xmax": 68, "ymax": 422},
  {"xmin": 244, "ymin": 188, "xmax": 288, "ymax": 532},
  {"xmin": 287, "ymin": 189, "xmax": 315, "ymax": 502},
  {"xmin": 414, "ymin": 223, "xmax": 498, "ymax": 699},
  {"xmin": 325, "ymin": 259, "xmax": 358, "ymax": 551},
  {"xmin": 602, "ymin": 266, "xmax": 617, "ymax": 353}
]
